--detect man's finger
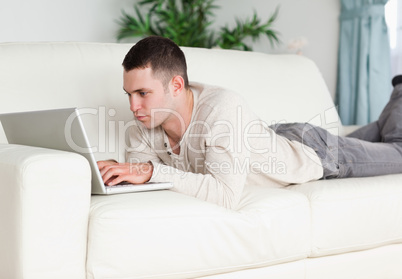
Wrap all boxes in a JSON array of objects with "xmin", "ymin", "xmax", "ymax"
[
  {"xmin": 102, "ymin": 166, "xmax": 123, "ymax": 185},
  {"xmin": 107, "ymin": 175, "xmax": 128, "ymax": 186},
  {"xmin": 97, "ymin": 160, "xmax": 118, "ymax": 170},
  {"xmin": 102, "ymin": 165, "xmax": 133, "ymax": 185}
]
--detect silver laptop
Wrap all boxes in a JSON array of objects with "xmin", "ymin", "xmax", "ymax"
[{"xmin": 0, "ymin": 108, "xmax": 173, "ymax": 194}]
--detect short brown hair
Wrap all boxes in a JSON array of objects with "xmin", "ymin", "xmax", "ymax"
[{"xmin": 122, "ymin": 36, "xmax": 189, "ymax": 89}]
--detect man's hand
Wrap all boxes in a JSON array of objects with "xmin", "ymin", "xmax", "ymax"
[{"xmin": 97, "ymin": 160, "xmax": 154, "ymax": 186}]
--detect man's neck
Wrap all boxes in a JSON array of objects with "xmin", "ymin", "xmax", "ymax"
[{"xmin": 162, "ymin": 88, "xmax": 194, "ymax": 150}]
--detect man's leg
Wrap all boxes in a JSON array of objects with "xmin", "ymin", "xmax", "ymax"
[
  {"xmin": 346, "ymin": 75, "xmax": 402, "ymax": 142},
  {"xmin": 377, "ymin": 77, "xmax": 402, "ymax": 143},
  {"xmin": 271, "ymin": 76, "xmax": 402, "ymax": 179},
  {"xmin": 346, "ymin": 121, "xmax": 381, "ymax": 142},
  {"xmin": 271, "ymin": 123, "xmax": 402, "ymax": 179}
]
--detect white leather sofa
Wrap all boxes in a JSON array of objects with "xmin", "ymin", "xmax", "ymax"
[{"xmin": 1, "ymin": 42, "xmax": 402, "ymax": 279}]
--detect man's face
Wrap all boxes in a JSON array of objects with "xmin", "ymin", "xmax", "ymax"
[{"xmin": 123, "ymin": 67, "xmax": 175, "ymax": 129}]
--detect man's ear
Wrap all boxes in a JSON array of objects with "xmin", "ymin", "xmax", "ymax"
[{"xmin": 171, "ymin": 75, "xmax": 185, "ymax": 96}]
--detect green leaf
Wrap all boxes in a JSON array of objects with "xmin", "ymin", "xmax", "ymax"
[{"xmin": 116, "ymin": 1, "xmax": 280, "ymax": 50}]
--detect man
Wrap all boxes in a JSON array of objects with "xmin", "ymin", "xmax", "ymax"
[{"xmin": 98, "ymin": 36, "xmax": 402, "ymax": 209}]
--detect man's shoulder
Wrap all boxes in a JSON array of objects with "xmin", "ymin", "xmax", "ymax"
[
  {"xmin": 190, "ymin": 82, "xmax": 257, "ymax": 124},
  {"xmin": 190, "ymin": 82, "xmax": 243, "ymax": 106}
]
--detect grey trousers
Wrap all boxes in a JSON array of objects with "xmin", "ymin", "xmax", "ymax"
[{"xmin": 270, "ymin": 84, "xmax": 402, "ymax": 179}]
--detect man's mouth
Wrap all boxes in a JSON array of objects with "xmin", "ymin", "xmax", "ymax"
[{"xmin": 135, "ymin": 114, "xmax": 147, "ymax": 121}]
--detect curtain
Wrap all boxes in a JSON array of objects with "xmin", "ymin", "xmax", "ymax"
[
  {"xmin": 336, "ymin": 0, "xmax": 392, "ymax": 125},
  {"xmin": 388, "ymin": 0, "xmax": 402, "ymax": 76}
]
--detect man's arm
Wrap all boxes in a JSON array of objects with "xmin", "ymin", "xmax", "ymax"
[
  {"xmin": 149, "ymin": 146, "xmax": 250, "ymax": 210},
  {"xmin": 146, "ymin": 99, "xmax": 254, "ymax": 210}
]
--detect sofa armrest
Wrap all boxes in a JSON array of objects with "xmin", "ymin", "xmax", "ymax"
[{"xmin": 0, "ymin": 144, "xmax": 91, "ymax": 279}]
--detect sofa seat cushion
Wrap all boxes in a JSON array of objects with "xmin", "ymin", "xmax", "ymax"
[
  {"xmin": 86, "ymin": 186, "xmax": 310, "ymax": 279},
  {"xmin": 289, "ymin": 174, "xmax": 402, "ymax": 257}
]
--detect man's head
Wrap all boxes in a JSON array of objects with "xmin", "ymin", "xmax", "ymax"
[
  {"xmin": 122, "ymin": 36, "xmax": 192, "ymax": 131},
  {"xmin": 122, "ymin": 36, "xmax": 189, "ymax": 90}
]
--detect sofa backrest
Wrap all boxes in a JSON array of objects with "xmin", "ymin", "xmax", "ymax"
[{"xmin": 0, "ymin": 42, "xmax": 340, "ymax": 161}]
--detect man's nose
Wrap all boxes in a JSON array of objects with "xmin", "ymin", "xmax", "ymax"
[{"xmin": 129, "ymin": 94, "xmax": 141, "ymax": 112}]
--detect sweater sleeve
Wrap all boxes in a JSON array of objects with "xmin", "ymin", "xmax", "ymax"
[{"xmin": 149, "ymin": 151, "xmax": 249, "ymax": 210}]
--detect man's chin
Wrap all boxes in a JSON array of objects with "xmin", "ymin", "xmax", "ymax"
[{"xmin": 138, "ymin": 119, "xmax": 158, "ymax": 130}]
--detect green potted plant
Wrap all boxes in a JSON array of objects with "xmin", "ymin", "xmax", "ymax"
[{"xmin": 116, "ymin": 0, "xmax": 280, "ymax": 51}]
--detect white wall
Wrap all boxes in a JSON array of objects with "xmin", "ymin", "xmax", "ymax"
[
  {"xmin": 0, "ymin": 0, "xmax": 340, "ymax": 97},
  {"xmin": 212, "ymin": 0, "xmax": 340, "ymax": 98},
  {"xmin": 0, "ymin": 0, "xmax": 133, "ymax": 42}
]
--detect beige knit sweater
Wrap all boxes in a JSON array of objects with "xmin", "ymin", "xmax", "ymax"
[{"xmin": 126, "ymin": 83, "xmax": 323, "ymax": 209}]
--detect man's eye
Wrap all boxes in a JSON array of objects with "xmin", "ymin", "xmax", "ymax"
[{"xmin": 139, "ymin": 91, "xmax": 148, "ymax": 96}]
